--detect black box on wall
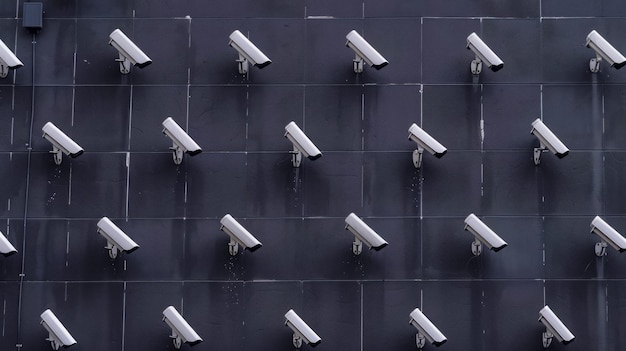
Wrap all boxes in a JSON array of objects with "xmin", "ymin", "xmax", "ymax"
[{"xmin": 23, "ymin": 2, "xmax": 43, "ymax": 32}]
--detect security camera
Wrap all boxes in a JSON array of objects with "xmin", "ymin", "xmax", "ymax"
[
  {"xmin": 345, "ymin": 212, "xmax": 388, "ymax": 255},
  {"xmin": 530, "ymin": 118, "xmax": 569, "ymax": 165},
  {"xmin": 42, "ymin": 122, "xmax": 84, "ymax": 166},
  {"xmin": 463, "ymin": 213, "xmax": 507, "ymax": 256},
  {"xmin": 586, "ymin": 30, "xmax": 626, "ymax": 73},
  {"xmin": 408, "ymin": 123, "xmax": 447, "ymax": 169},
  {"xmin": 0, "ymin": 38, "xmax": 23, "ymax": 78},
  {"xmin": 409, "ymin": 308, "xmax": 447, "ymax": 350},
  {"xmin": 162, "ymin": 117, "xmax": 202, "ymax": 165},
  {"xmin": 228, "ymin": 30, "xmax": 272, "ymax": 75},
  {"xmin": 284, "ymin": 309, "xmax": 322, "ymax": 349},
  {"xmin": 96, "ymin": 217, "xmax": 139, "ymax": 259},
  {"xmin": 590, "ymin": 216, "xmax": 626, "ymax": 257},
  {"xmin": 284, "ymin": 121, "xmax": 322, "ymax": 168},
  {"xmin": 538, "ymin": 305, "xmax": 575, "ymax": 348},
  {"xmin": 108, "ymin": 28, "xmax": 152, "ymax": 74},
  {"xmin": 219, "ymin": 214, "xmax": 262, "ymax": 256},
  {"xmin": 162, "ymin": 306, "xmax": 203, "ymax": 349},
  {"xmin": 0, "ymin": 230, "xmax": 17, "ymax": 257},
  {"xmin": 466, "ymin": 32, "xmax": 504, "ymax": 75},
  {"xmin": 40, "ymin": 309, "xmax": 77, "ymax": 350},
  {"xmin": 345, "ymin": 30, "xmax": 389, "ymax": 73}
]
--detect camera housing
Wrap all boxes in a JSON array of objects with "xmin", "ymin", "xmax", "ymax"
[
  {"xmin": 0, "ymin": 38, "xmax": 23, "ymax": 78},
  {"xmin": 162, "ymin": 306, "xmax": 203, "ymax": 349},
  {"xmin": 409, "ymin": 308, "xmax": 447, "ymax": 349},
  {"xmin": 42, "ymin": 122, "xmax": 84, "ymax": 165},
  {"xmin": 345, "ymin": 30, "xmax": 389, "ymax": 73},
  {"xmin": 228, "ymin": 30, "xmax": 272, "ymax": 74},
  {"xmin": 590, "ymin": 216, "xmax": 626, "ymax": 257},
  {"xmin": 530, "ymin": 118, "xmax": 569, "ymax": 165},
  {"xmin": 408, "ymin": 123, "xmax": 447, "ymax": 169},
  {"xmin": 463, "ymin": 213, "xmax": 507, "ymax": 256},
  {"xmin": 538, "ymin": 305, "xmax": 575, "ymax": 348},
  {"xmin": 0, "ymin": 230, "xmax": 17, "ymax": 257},
  {"xmin": 284, "ymin": 121, "xmax": 322, "ymax": 167},
  {"xmin": 97, "ymin": 217, "xmax": 139, "ymax": 259},
  {"xmin": 162, "ymin": 117, "xmax": 202, "ymax": 165},
  {"xmin": 345, "ymin": 213, "xmax": 388, "ymax": 255},
  {"xmin": 466, "ymin": 32, "xmax": 504, "ymax": 75},
  {"xmin": 40, "ymin": 309, "xmax": 77, "ymax": 350},
  {"xmin": 284, "ymin": 309, "xmax": 322, "ymax": 349},
  {"xmin": 586, "ymin": 30, "xmax": 626, "ymax": 73},
  {"xmin": 108, "ymin": 28, "xmax": 152, "ymax": 74},
  {"xmin": 219, "ymin": 214, "xmax": 262, "ymax": 256}
]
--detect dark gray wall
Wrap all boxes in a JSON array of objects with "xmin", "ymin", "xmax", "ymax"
[{"xmin": 0, "ymin": 0, "xmax": 624, "ymax": 350}]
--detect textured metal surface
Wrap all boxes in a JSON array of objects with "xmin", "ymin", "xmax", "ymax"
[{"xmin": 1, "ymin": 1, "xmax": 626, "ymax": 350}]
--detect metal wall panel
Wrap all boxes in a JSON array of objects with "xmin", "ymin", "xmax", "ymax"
[{"xmin": 0, "ymin": 1, "xmax": 625, "ymax": 350}]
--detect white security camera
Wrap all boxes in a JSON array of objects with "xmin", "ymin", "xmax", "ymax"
[
  {"xmin": 40, "ymin": 309, "xmax": 77, "ymax": 350},
  {"xmin": 345, "ymin": 30, "xmax": 389, "ymax": 73},
  {"xmin": 530, "ymin": 118, "xmax": 569, "ymax": 166},
  {"xmin": 96, "ymin": 217, "xmax": 139, "ymax": 259},
  {"xmin": 162, "ymin": 117, "xmax": 203, "ymax": 165},
  {"xmin": 0, "ymin": 38, "xmax": 23, "ymax": 78},
  {"xmin": 162, "ymin": 306, "xmax": 203, "ymax": 349},
  {"xmin": 0, "ymin": 230, "xmax": 17, "ymax": 257},
  {"xmin": 228, "ymin": 30, "xmax": 272, "ymax": 75},
  {"xmin": 108, "ymin": 28, "xmax": 152, "ymax": 74},
  {"xmin": 284, "ymin": 309, "xmax": 322, "ymax": 349},
  {"xmin": 538, "ymin": 305, "xmax": 575, "ymax": 348},
  {"xmin": 219, "ymin": 214, "xmax": 262, "ymax": 256},
  {"xmin": 466, "ymin": 32, "xmax": 504, "ymax": 75},
  {"xmin": 586, "ymin": 30, "xmax": 626, "ymax": 73},
  {"xmin": 463, "ymin": 213, "xmax": 507, "ymax": 256},
  {"xmin": 409, "ymin": 308, "xmax": 447, "ymax": 350},
  {"xmin": 284, "ymin": 121, "xmax": 322, "ymax": 168},
  {"xmin": 590, "ymin": 216, "xmax": 626, "ymax": 257},
  {"xmin": 345, "ymin": 212, "xmax": 388, "ymax": 255},
  {"xmin": 42, "ymin": 122, "xmax": 84, "ymax": 166},
  {"xmin": 408, "ymin": 123, "xmax": 447, "ymax": 169}
]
